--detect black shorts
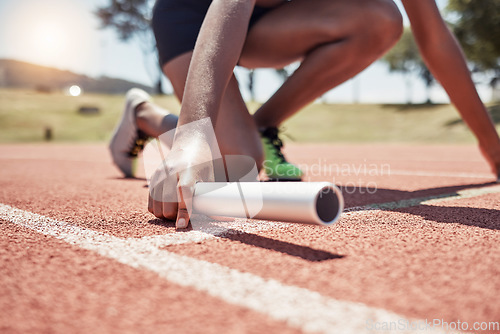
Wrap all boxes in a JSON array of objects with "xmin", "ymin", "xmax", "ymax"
[{"xmin": 152, "ymin": 0, "xmax": 273, "ymax": 66}]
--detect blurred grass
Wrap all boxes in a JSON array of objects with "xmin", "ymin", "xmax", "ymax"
[
  {"xmin": 0, "ymin": 88, "xmax": 180, "ymax": 143},
  {"xmin": 1, "ymin": 88, "xmax": 499, "ymax": 143},
  {"xmin": 249, "ymin": 100, "xmax": 500, "ymax": 144}
]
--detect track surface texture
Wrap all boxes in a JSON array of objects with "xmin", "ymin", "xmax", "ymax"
[{"xmin": 1, "ymin": 143, "xmax": 500, "ymax": 334}]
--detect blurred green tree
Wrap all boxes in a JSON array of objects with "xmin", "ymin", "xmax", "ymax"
[
  {"xmin": 95, "ymin": 0, "xmax": 164, "ymax": 94},
  {"xmin": 95, "ymin": 0, "xmax": 152, "ymax": 40},
  {"xmin": 382, "ymin": 28, "xmax": 434, "ymax": 104},
  {"xmin": 447, "ymin": 0, "xmax": 500, "ymax": 88}
]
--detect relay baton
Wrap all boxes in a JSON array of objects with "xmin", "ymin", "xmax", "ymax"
[{"xmin": 193, "ymin": 182, "xmax": 343, "ymax": 226}]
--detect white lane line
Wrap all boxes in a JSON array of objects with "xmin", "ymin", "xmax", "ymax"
[
  {"xmin": 1, "ymin": 203, "xmax": 451, "ymax": 334},
  {"xmin": 129, "ymin": 232, "xmax": 218, "ymax": 247},
  {"xmin": 388, "ymin": 170, "xmax": 493, "ymax": 179},
  {"xmin": 345, "ymin": 184, "xmax": 500, "ymax": 216},
  {"xmin": 125, "ymin": 219, "xmax": 292, "ymax": 247},
  {"xmin": 303, "ymin": 169, "xmax": 491, "ymax": 179}
]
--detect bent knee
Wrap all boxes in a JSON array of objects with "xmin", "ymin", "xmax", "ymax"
[
  {"xmin": 316, "ymin": 0, "xmax": 403, "ymax": 54},
  {"xmin": 365, "ymin": 0, "xmax": 404, "ymax": 49}
]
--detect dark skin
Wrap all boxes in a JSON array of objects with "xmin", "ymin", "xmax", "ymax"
[
  {"xmin": 147, "ymin": 0, "xmax": 500, "ymax": 227},
  {"xmin": 150, "ymin": 0, "xmax": 263, "ymax": 228},
  {"xmin": 401, "ymin": 0, "xmax": 500, "ymax": 177}
]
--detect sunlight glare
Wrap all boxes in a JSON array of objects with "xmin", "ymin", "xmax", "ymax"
[
  {"xmin": 69, "ymin": 85, "xmax": 81, "ymax": 97},
  {"xmin": 32, "ymin": 22, "xmax": 66, "ymax": 59}
]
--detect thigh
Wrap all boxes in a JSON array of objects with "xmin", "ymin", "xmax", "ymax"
[
  {"xmin": 153, "ymin": 0, "xmax": 286, "ymax": 68},
  {"xmin": 152, "ymin": 0, "xmax": 212, "ymax": 67},
  {"xmin": 240, "ymin": 0, "xmax": 401, "ymax": 68}
]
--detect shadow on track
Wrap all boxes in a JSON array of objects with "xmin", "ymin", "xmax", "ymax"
[
  {"xmin": 343, "ymin": 181, "xmax": 500, "ymax": 230},
  {"xmin": 109, "ymin": 176, "xmax": 148, "ymax": 182},
  {"xmin": 341, "ymin": 182, "xmax": 496, "ymax": 207},
  {"xmin": 147, "ymin": 219, "xmax": 343, "ymax": 262},
  {"xmin": 222, "ymin": 230, "xmax": 343, "ymax": 262},
  {"xmin": 400, "ymin": 205, "xmax": 500, "ymax": 230}
]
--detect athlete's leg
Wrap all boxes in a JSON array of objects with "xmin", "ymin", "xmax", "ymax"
[
  {"xmin": 241, "ymin": 0, "xmax": 403, "ymax": 127},
  {"xmin": 131, "ymin": 0, "xmax": 401, "ymax": 178},
  {"xmin": 163, "ymin": 52, "xmax": 264, "ymax": 167},
  {"xmin": 135, "ymin": 102, "xmax": 178, "ymax": 138}
]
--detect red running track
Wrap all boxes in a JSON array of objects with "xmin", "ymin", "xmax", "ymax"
[{"xmin": 1, "ymin": 143, "xmax": 499, "ymax": 334}]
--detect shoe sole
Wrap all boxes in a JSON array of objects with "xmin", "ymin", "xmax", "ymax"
[{"xmin": 265, "ymin": 178, "xmax": 303, "ymax": 182}]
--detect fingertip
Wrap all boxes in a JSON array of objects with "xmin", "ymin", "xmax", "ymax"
[
  {"xmin": 177, "ymin": 218, "xmax": 188, "ymax": 229},
  {"xmin": 176, "ymin": 210, "xmax": 190, "ymax": 229}
]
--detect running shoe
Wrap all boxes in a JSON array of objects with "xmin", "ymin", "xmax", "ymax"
[
  {"xmin": 109, "ymin": 88, "xmax": 151, "ymax": 177},
  {"xmin": 260, "ymin": 127, "xmax": 303, "ymax": 181}
]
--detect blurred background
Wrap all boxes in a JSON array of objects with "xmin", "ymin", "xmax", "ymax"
[{"xmin": 0, "ymin": 0, "xmax": 499, "ymax": 143}]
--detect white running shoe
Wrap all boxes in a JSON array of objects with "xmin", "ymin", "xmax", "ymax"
[{"xmin": 109, "ymin": 88, "xmax": 151, "ymax": 177}]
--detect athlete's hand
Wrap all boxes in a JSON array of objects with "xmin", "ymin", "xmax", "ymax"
[
  {"xmin": 148, "ymin": 135, "xmax": 214, "ymax": 228},
  {"xmin": 480, "ymin": 145, "xmax": 500, "ymax": 182}
]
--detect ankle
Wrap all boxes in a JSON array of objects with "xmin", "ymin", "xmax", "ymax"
[
  {"xmin": 134, "ymin": 101, "xmax": 150, "ymax": 117},
  {"xmin": 134, "ymin": 102, "xmax": 178, "ymax": 138},
  {"xmin": 257, "ymin": 125, "xmax": 281, "ymax": 135},
  {"xmin": 134, "ymin": 102, "xmax": 156, "ymax": 137},
  {"xmin": 254, "ymin": 115, "xmax": 279, "ymax": 131}
]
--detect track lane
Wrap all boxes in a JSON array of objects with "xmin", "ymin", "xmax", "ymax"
[
  {"xmin": 1, "ymin": 219, "xmax": 302, "ymax": 334},
  {"xmin": 2, "ymin": 143, "xmax": 499, "ymax": 333}
]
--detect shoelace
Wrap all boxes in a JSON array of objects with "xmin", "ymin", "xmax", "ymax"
[
  {"xmin": 261, "ymin": 127, "xmax": 286, "ymax": 163},
  {"xmin": 128, "ymin": 130, "xmax": 149, "ymax": 157}
]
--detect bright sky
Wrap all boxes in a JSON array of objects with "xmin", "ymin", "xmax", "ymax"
[{"xmin": 0, "ymin": 0, "xmax": 491, "ymax": 103}]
